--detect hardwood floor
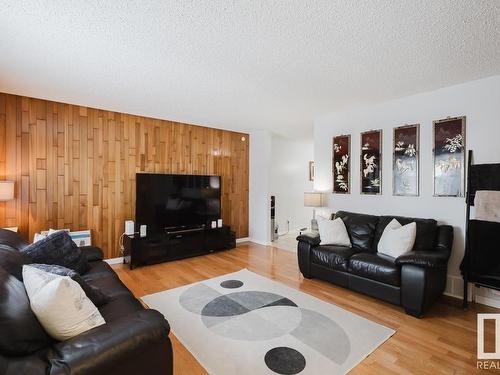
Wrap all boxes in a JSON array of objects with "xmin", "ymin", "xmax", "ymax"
[{"xmin": 112, "ymin": 242, "xmax": 498, "ymax": 374}]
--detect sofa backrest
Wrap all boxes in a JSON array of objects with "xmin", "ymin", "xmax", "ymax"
[
  {"xmin": 334, "ymin": 211, "xmax": 439, "ymax": 253},
  {"xmin": 0, "ymin": 229, "xmax": 29, "ymax": 252},
  {"xmin": 334, "ymin": 211, "xmax": 379, "ymax": 252},
  {"xmin": 0, "ymin": 230, "xmax": 31, "ymax": 281},
  {"xmin": 372, "ymin": 215, "xmax": 437, "ymax": 252}
]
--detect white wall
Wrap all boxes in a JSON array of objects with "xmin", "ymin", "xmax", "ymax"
[
  {"xmin": 249, "ymin": 130, "xmax": 272, "ymax": 244},
  {"xmin": 314, "ymin": 75, "xmax": 500, "ymax": 306},
  {"xmin": 270, "ymin": 135, "xmax": 314, "ymax": 234}
]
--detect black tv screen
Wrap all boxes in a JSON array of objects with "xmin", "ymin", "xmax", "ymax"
[{"xmin": 136, "ymin": 173, "xmax": 221, "ymax": 230}]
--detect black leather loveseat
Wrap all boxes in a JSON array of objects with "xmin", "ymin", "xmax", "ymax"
[
  {"xmin": 297, "ymin": 211, "xmax": 453, "ymax": 317},
  {"xmin": 0, "ymin": 229, "xmax": 173, "ymax": 375}
]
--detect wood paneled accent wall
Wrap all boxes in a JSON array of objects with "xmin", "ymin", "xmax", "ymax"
[{"xmin": 0, "ymin": 93, "xmax": 249, "ymax": 258}]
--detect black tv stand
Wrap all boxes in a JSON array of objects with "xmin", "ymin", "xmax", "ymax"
[{"xmin": 123, "ymin": 225, "xmax": 236, "ymax": 269}]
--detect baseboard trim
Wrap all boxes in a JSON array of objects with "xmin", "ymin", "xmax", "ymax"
[
  {"xmin": 236, "ymin": 237, "xmax": 250, "ymax": 243},
  {"xmin": 248, "ymin": 238, "xmax": 272, "ymax": 246},
  {"xmin": 444, "ymin": 274, "xmax": 500, "ymax": 309},
  {"xmin": 104, "ymin": 257, "xmax": 124, "ymax": 265},
  {"xmin": 476, "ymin": 295, "xmax": 500, "ymax": 309}
]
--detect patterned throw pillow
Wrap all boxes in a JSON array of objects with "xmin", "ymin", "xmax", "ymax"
[
  {"xmin": 22, "ymin": 265, "xmax": 106, "ymax": 341},
  {"xmin": 21, "ymin": 231, "xmax": 89, "ymax": 274},
  {"xmin": 28, "ymin": 264, "xmax": 109, "ymax": 307}
]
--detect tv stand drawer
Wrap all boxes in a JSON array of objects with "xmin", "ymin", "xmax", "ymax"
[{"xmin": 167, "ymin": 231, "xmax": 204, "ymax": 258}]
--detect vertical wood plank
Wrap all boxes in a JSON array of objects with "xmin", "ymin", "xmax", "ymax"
[{"xmin": 0, "ymin": 92, "xmax": 249, "ymax": 258}]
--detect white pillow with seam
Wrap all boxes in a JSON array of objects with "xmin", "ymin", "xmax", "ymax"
[
  {"xmin": 22, "ymin": 265, "xmax": 105, "ymax": 341},
  {"xmin": 317, "ymin": 217, "xmax": 351, "ymax": 247},
  {"xmin": 377, "ymin": 218, "xmax": 417, "ymax": 258}
]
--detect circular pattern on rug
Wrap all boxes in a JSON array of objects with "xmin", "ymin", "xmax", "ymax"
[
  {"xmin": 264, "ymin": 347, "xmax": 306, "ymax": 374},
  {"xmin": 220, "ymin": 279, "xmax": 244, "ymax": 289},
  {"xmin": 178, "ymin": 282, "xmax": 352, "ymax": 370},
  {"xmin": 200, "ymin": 291, "xmax": 302, "ymax": 341}
]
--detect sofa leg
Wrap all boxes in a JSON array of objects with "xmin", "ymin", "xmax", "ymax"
[
  {"xmin": 302, "ymin": 272, "xmax": 313, "ymax": 279},
  {"xmin": 405, "ymin": 308, "xmax": 423, "ymax": 318}
]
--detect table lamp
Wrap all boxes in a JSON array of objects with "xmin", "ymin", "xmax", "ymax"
[{"xmin": 304, "ymin": 192, "xmax": 323, "ymax": 231}]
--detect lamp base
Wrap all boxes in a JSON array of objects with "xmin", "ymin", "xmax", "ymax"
[{"xmin": 311, "ymin": 218, "xmax": 319, "ymax": 232}]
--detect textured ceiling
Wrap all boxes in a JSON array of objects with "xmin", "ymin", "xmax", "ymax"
[{"xmin": 1, "ymin": 1, "xmax": 499, "ymax": 139}]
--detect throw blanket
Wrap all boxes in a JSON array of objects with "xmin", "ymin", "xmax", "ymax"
[{"xmin": 475, "ymin": 190, "xmax": 500, "ymax": 223}]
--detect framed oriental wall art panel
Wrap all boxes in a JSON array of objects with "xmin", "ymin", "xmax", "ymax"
[
  {"xmin": 360, "ymin": 130, "xmax": 382, "ymax": 194},
  {"xmin": 309, "ymin": 161, "xmax": 315, "ymax": 181},
  {"xmin": 332, "ymin": 135, "xmax": 350, "ymax": 193},
  {"xmin": 393, "ymin": 124, "xmax": 419, "ymax": 196},
  {"xmin": 433, "ymin": 116, "xmax": 466, "ymax": 197}
]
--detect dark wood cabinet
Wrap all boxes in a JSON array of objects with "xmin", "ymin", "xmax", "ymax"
[{"xmin": 123, "ymin": 225, "xmax": 236, "ymax": 269}]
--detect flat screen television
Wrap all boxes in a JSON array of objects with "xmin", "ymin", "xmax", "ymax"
[{"xmin": 135, "ymin": 173, "xmax": 221, "ymax": 230}]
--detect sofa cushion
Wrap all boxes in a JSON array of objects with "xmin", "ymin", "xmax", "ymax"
[
  {"xmin": 81, "ymin": 261, "xmax": 117, "ymax": 280},
  {"xmin": 348, "ymin": 253, "xmax": 401, "ymax": 286},
  {"xmin": 84, "ymin": 275, "xmax": 131, "ymax": 300},
  {"xmin": 373, "ymin": 215, "xmax": 437, "ymax": 252},
  {"xmin": 99, "ymin": 294, "xmax": 143, "ymax": 322},
  {"xmin": 311, "ymin": 245, "xmax": 358, "ymax": 271},
  {"xmin": 80, "ymin": 246, "xmax": 104, "ymax": 262},
  {"xmin": 335, "ymin": 211, "xmax": 379, "ymax": 252},
  {"xmin": 21, "ymin": 231, "xmax": 89, "ymax": 274},
  {"xmin": 0, "ymin": 266, "xmax": 52, "ymax": 356},
  {"xmin": 29, "ymin": 264, "xmax": 110, "ymax": 307},
  {"xmin": 82, "ymin": 263, "xmax": 132, "ymax": 300}
]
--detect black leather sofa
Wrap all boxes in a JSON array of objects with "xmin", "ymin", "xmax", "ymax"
[
  {"xmin": 297, "ymin": 211, "xmax": 454, "ymax": 317},
  {"xmin": 0, "ymin": 229, "xmax": 173, "ymax": 375}
]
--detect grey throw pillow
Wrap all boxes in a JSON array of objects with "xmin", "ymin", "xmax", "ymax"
[
  {"xmin": 28, "ymin": 264, "xmax": 109, "ymax": 307},
  {"xmin": 21, "ymin": 231, "xmax": 89, "ymax": 274}
]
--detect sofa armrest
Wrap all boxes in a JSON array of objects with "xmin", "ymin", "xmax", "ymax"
[
  {"xmin": 396, "ymin": 225, "xmax": 453, "ymax": 270},
  {"xmin": 395, "ymin": 250, "xmax": 450, "ymax": 269},
  {"xmin": 79, "ymin": 246, "xmax": 104, "ymax": 262},
  {"xmin": 297, "ymin": 234, "xmax": 320, "ymax": 278},
  {"xmin": 401, "ymin": 264, "xmax": 447, "ymax": 317},
  {"xmin": 48, "ymin": 309, "xmax": 172, "ymax": 375},
  {"xmin": 1, "ymin": 353, "xmax": 49, "ymax": 375},
  {"xmin": 435, "ymin": 225, "xmax": 454, "ymax": 252},
  {"xmin": 296, "ymin": 233, "xmax": 320, "ymax": 247}
]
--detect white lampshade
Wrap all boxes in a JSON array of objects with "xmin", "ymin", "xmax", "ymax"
[
  {"xmin": 0, "ymin": 181, "xmax": 15, "ymax": 201},
  {"xmin": 304, "ymin": 192, "xmax": 323, "ymax": 207}
]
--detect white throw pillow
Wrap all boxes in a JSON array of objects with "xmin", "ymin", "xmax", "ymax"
[
  {"xmin": 317, "ymin": 217, "xmax": 351, "ymax": 247},
  {"xmin": 22, "ymin": 265, "xmax": 105, "ymax": 341},
  {"xmin": 377, "ymin": 219, "xmax": 417, "ymax": 258}
]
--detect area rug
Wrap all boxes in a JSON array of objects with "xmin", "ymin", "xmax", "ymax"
[{"xmin": 142, "ymin": 269, "xmax": 394, "ymax": 375}]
